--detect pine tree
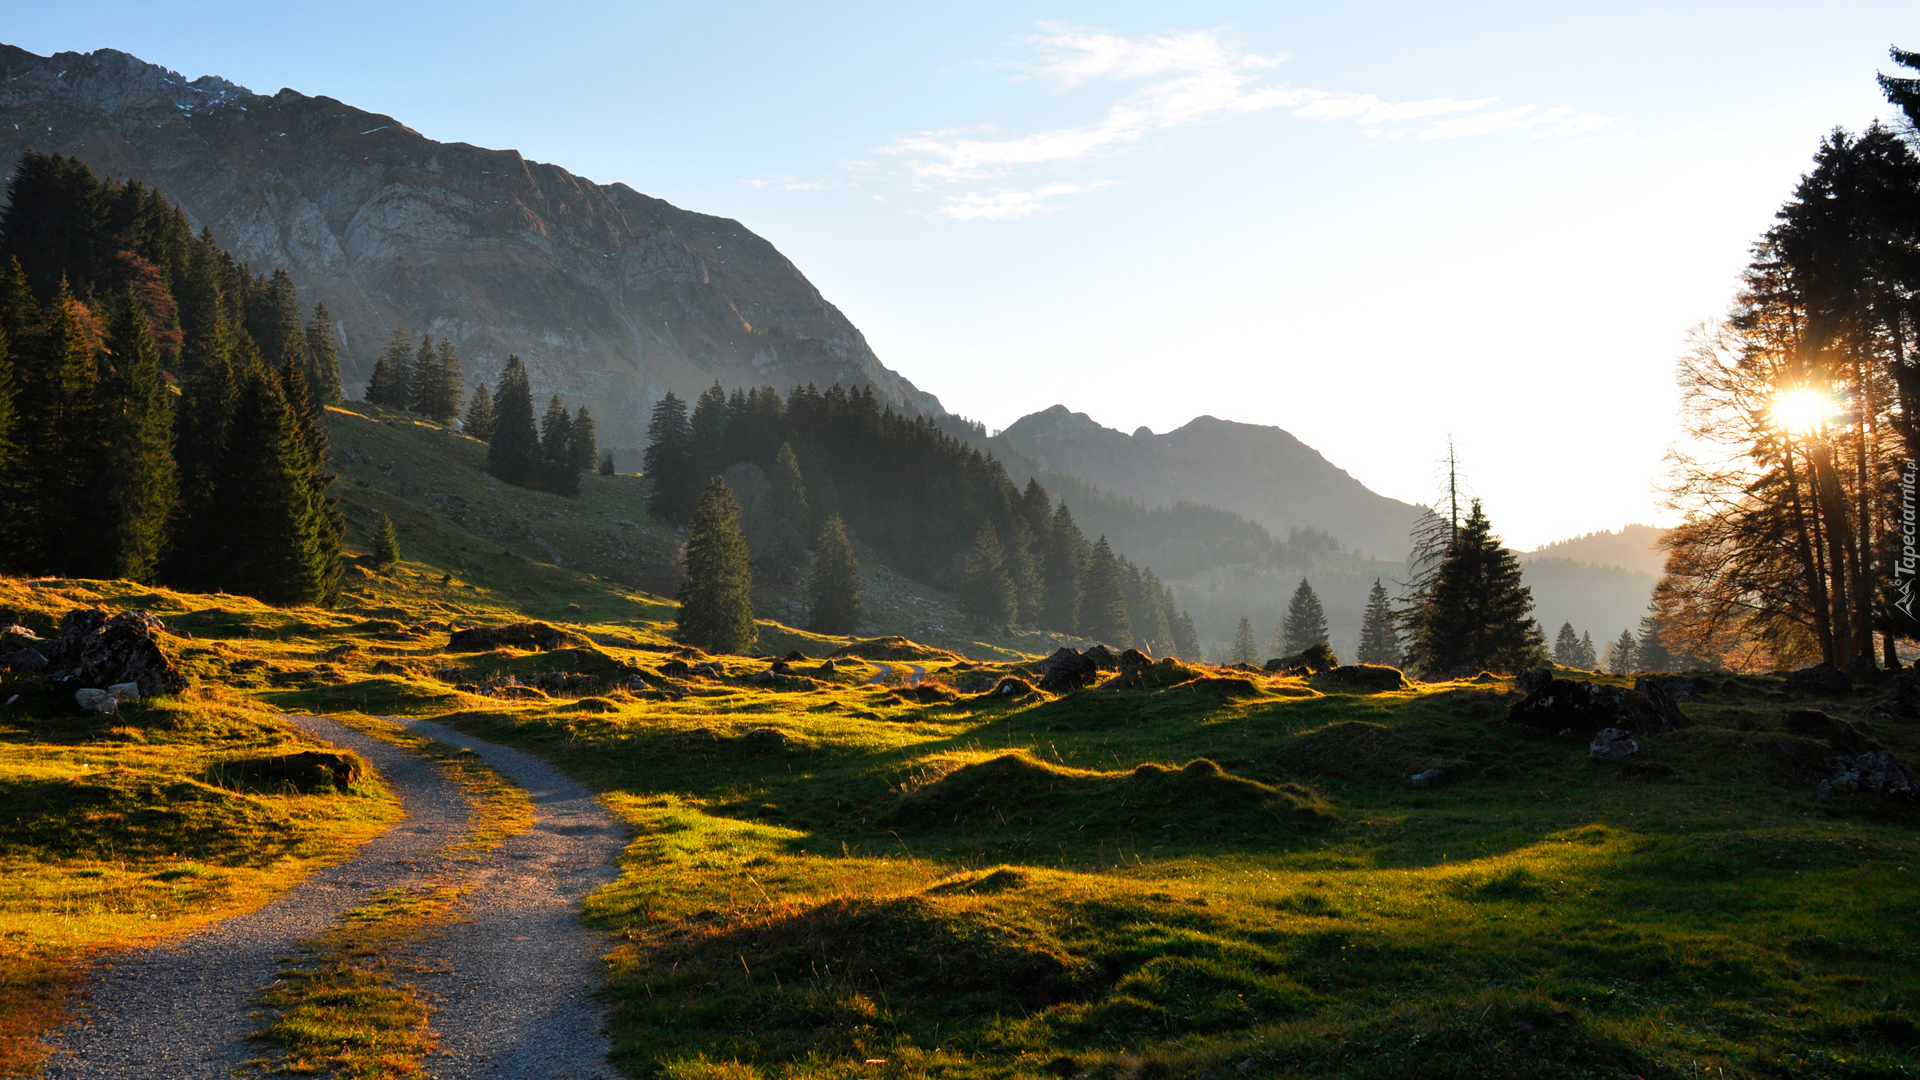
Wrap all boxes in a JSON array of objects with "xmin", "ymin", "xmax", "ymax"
[
  {"xmin": 1231, "ymin": 617, "xmax": 1259, "ymax": 665},
  {"xmin": 1607, "ymin": 629, "xmax": 1638, "ymax": 675},
  {"xmin": 88, "ymin": 292, "xmax": 176, "ymax": 581},
  {"xmin": 365, "ymin": 328, "xmax": 412, "ymax": 407},
  {"xmin": 19, "ymin": 285, "xmax": 99, "ymax": 575},
  {"xmin": 250, "ymin": 269, "xmax": 310, "ymax": 376},
  {"xmin": 462, "ymin": 381, "xmax": 495, "ymax": 439},
  {"xmin": 372, "ymin": 512, "xmax": 401, "ymax": 567},
  {"xmin": 1005, "ymin": 516, "xmax": 1047, "ymax": 625},
  {"xmin": 677, "ymin": 477, "xmax": 756, "ymax": 653},
  {"xmin": 808, "ymin": 515, "xmax": 862, "ymax": 636},
  {"xmin": 540, "ymin": 395, "xmax": 580, "ymax": 496},
  {"xmin": 1576, "ymin": 631, "xmax": 1598, "ymax": 670},
  {"xmin": 1042, "ymin": 501, "xmax": 1087, "ymax": 633},
  {"xmin": 168, "ymin": 316, "xmax": 242, "ymax": 588},
  {"xmin": 1636, "ymin": 606, "xmax": 1675, "ymax": 672},
  {"xmin": 0, "ymin": 322, "xmax": 18, "ymax": 569},
  {"xmin": 278, "ymin": 360, "xmax": 344, "ymax": 606},
  {"xmin": 644, "ymin": 391, "xmax": 693, "ymax": 524},
  {"xmin": 1357, "ymin": 579, "xmax": 1400, "ymax": 666},
  {"xmin": 1172, "ymin": 609, "xmax": 1202, "ymax": 661},
  {"xmin": 1081, "ymin": 536, "xmax": 1132, "ymax": 647},
  {"xmin": 486, "ymin": 355, "xmax": 541, "ymax": 486},
  {"xmin": 762, "ymin": 441, "xmax": 811, "ymax": 575},
  {"xmin": 1283, "ymin": 579, "xmax": 1330, "ymax": 655},
  {"xmin": 303, "ymin": 302, "xmax": 343, "ymax": 405},
  {"xmin": 204, "ymin": 370, "xmax": 332, "ymax": 605},
  {"xmin": 1403, "ymin": 499, "xmax": 1545, "ymax": 675},
  {"xmin": 598, "ymin": 450, "xmax": 616, "ymax": 476},
  {"xmin": 1553, "ymin": 622, "xmax": 1581, "ymax": 666},
  {"xmin": 1137, "ymin": 567, "xmax": 1175, "ymax": 653},
  {"xmin": 410, "ymin": 338, "xmax": 462, "ymax": 423},
  {"xmin": 406, "ymin": 335, "xmax": 435, "ymax": 414},
  {"xmin": 569, "ymin": 405, "xmax": 597, "ymax": 474},
  {"xmin": 961, "ymin": 521, "xmax": 1017, "ymax": 631}
]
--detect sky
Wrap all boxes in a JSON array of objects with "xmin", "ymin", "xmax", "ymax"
[{"xmin": 8, "ymin": 1, "xmax": 1920, "ymax": 548}]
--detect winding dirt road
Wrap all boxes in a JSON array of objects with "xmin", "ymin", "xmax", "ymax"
[
  {"xmin": 863, "ymin": 662, "xmax": 927, "ymax": 687},
  {"xmin": 38, "ymin": 716, "xmax": 626, "ymax": 1080}
]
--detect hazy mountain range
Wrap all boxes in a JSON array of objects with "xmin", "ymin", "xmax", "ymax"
[{"xmin": 0, "ymin": 42, "xmax": 1665, "ymax": 652}]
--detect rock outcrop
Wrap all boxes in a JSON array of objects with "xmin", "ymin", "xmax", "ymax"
[{"xmin": 0, "ymin": 44, "xmax": 942, "ymax": 451}]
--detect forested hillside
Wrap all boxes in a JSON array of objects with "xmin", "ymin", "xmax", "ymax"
[{"xmin": 0, "ymin": 151, "xmax": 341, "ymax": 604}]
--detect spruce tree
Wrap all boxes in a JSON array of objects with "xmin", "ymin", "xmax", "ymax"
[
  {"xmin": 278, "ymin": 360, "xmax": 344, "ymax": 606},
  {"xmin": 365, "ymin": 328, "xmax": 412, "ymax": 407},
  {"xmin": 1403, "ymin": 500, "xmax": 1545, "ymax": 675},
  {"xmin": 462, "ymin": 381, "xmax": 495, "ymax": 439},
  {"xmin": 1607, "ymin": 629, "xmax": 1638, "ymax": 675},
  {"xmin": 1576, "ymin": 631, "xmax": 1598, "ymax": 670},
  {"xmin": 1357, "ymin": 579, "xmax": 1400, "ymax": 666},
  {"xmin": 1283, "ymin": 578, "xmax": 1330, "ymax": 655},
  {"xmin": 88, "ymin": 292, "xmax": 177, "ymax": 581},
  {"xmin": 372, "ymin": 512, "xmax": 401, "ymax": 567},
  {"xmin": 410, "ymin": 338, "xmax": 462, "ymax": 423},
  {"xmin": 0, "ymin": 323, "xmax": 18, "ymax": 570},
  {"xmin": 168, "ymin": 317, "xmax": 242, "ymax": 588},
  {"xmin": 540, "ymin": 395, "xmax": 580, "ymax": 495},
  {"xmin": 808, "ymin": 515, "xmax": 862, "ymax": 636},
  {"xmin": 569, "ymin": 405, "xmax": 597, "ymax": 475},
  {"xmin": 1553, "ymin": 622, "xmax": 1581, "ymax": 666},
  {"xmin": 1042, "ymin": 501, "xmax": 1087, "ymax": 633},
  {"xmin": 1636, "ymin": 606, "xmax": 1675, "ymax": 672},
  {"xmin": 205, "ymin": 370, "xmax": 332, "ymax": 606},
  {"xmin": 486, "ymin": 355, "xmax": 541, "ymax": 486},
  {"xmin": 598, "ymin": 450, "xmax": 616, "ymax": 476},
  {"xmin": 19, "ymin": 285, "xmax": 99, "ymax": 575},
  {"xmin": 676, "ymin": 477, "xmax": 756, "ymax": 653},
  {"xmin": 1231, "ymin": 617, "xmax": 1259, "ymax": 665},
  {"xmin": 250, "ymin": 269, "xmax": 310, "ymax": 375},
  {"xmin": 1004, "ymin": 516, "xmax": 1046, "ymax": 626},
  {"xmin": 406, "ymin": 335, "xmax": 435, "ymax": 414},
  {"xmin": 644, "ymin": 391, "xmax": 692, "ymax": 524},
  {"xmin": 961, "ymin": 521, "xmax": 1017, "ymax": 631},
  {"xmin": 1172, "ymin": 609, "xmax": 1202, "ymax": 661},
  {"xmin": 303, "ymin": 302, "xmax": 343, "ymax": 405},
  {"xmin": 1080, "ymin": 536, "xmax": 1132, "ymax": 647},
  {"xmin": 764, "ymin": 441, "xmax": 811, "ymax": 573}
]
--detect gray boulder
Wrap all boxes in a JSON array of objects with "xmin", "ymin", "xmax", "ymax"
[
  {"xmin": 1516, "ymin": 667, "xmax": 1555, "ymax": 694},
  {"xmin": 1784, "ymin": 663, "xmax": 1851, "ymax": 695},
  {"xmin": 1038, "ymin": 649, "xmax": 1099, "ymax": 692},
  {"xmin": 1822, "ymin": 750, "xmax": 1915, "ymax": 798},
  {"xmin": 1589, "ymin": 727, "xmax": 1640, "ymax": 761},
  {"xmin": 1507, "ymin": 678, "xmax": 1677, "ymax": 735}
]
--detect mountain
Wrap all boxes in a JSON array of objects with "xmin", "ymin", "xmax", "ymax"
[
  {"xmin": 1522, "ymin": 524, "xmax": 1669, "ymax": 579},
  {"xmin": 0, "ymin": 44, "xmax": 942, "ymax": 450},
  {"xmin": 987, "ymin": 406, "xmax": 1422, "ymax": 560}
]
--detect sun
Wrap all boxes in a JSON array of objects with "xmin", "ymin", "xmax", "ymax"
[{"xmin": 1769, "ymin": 386, "xmax": 1838, "ymax": 434}]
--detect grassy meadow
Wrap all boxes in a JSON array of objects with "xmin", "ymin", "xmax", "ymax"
[{"xmin": 2, "ymin": 403, "xmax": 1917, "ymax": 1079}]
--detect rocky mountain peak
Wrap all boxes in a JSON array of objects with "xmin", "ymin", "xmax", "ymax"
[{"xmin": 0, "ymin": 43, "xmax": 942, "ymax": 449}]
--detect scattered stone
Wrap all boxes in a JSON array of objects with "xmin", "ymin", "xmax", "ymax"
[
  {"xmin": 743, "ymin": 726, "xmax": 787, "ymax": 747},
  {"xmin": 1409, "ymin": 768, "xmax": 1445, "ymax": 788},
  {"xmin": 783, "ymin": 651, "xmax": 807, "ymax": 662},
  {"xmin": 819, "ymin": 659, "xmax": 839, "ymax": 673},
  {"xmin": 1, "ymin": 647, "xmax": 48, "ymax": 672},
  {"xmin": 1784, "ymin": 662, "xmax": 1851, "ymax": 695},
  {"xmin": 690, "ymin": 662, "xmax": 722, "ymax": 678},
  {"xmin": 60, "ymin": 609, "xmax": 188, "ymax": 697},
  {"xmin": 1118, "ymin": 648, "xmax": 1153, "ymax": 676},
  {"xmin": 1866, "ymin": 674, "xmax": 1920, "ymax": 721},
  {"xmin": 1633, "ymin": 677, "xmax": 1691, "ymax": 731},
  {"xmin": 1823, "ymin": 750, "xmax": 1915, "ymax": 798},
  {"xmin": 371, "ymin": 660, "xmax": 406, "ymax": 675},
  {"xmin": 1084, "ymin": 644, "xmax": 1120, "ymax": 670},
  {"xmin": 1589, "ymin": 727, "xmax": 1640, "ymax": 761},
  {"xmin": 1785, "ymin": 709, "xmax": 1882, "ymax": 753},
  {"xmin": 626, "ymin": 674, "xmax": 651, "ymax": 692},
  {"xmin": 74, "ymin": 687, "xmax": 116, "ymax": 712},
  {"xmin": 659, "ymin": 659, "xmax": 692, "ymax": 677},
  {"xmin": 954, "ymin": 671, "xmax": 1000, "ymax": 693},
  {"xmin": 750, "ymin": 669, "xmax": 816, "ymax": 690},
  {"xmin": 0, "ymin": 625, "xmax": 38, "ymax": 651},
  {"xmin": 1516, "ymin": 667, "xmax": 1555, "ymax": 694},
  {"xmin": 447, "ymin": 621, "xmax": 572, "ymax": 651},
  {"xmin": 769, "ymin": 660, "xmax": 791, "ymax": 674},
  {"xmin": 1507, "ymin": 678, "xmax": 1677, "ymax": 735},
  {"xmin": 1635, "ymin": 675, "xmax": 1699, "ymax": 702},
  {"xmin": 1262, "ymin": 656, "xmax": 1309, "ymax": 676},
  {"xmin": 1311, "ymin": 665, "xmax": 1410, "ymax": 693},
  {"xmin": 215, "ymin": 750, "xmax": 362, "ymax": 793},
  {"xmin": 1037, "ymin": 649, "xmax": 1099, "ymax": 692},
  {"xmin": 433, "ymin": 666, "xmax": 461, "ymax": 682},
  {"xmin": 987, "ymin": 677, "xmax": 1036, "ymax": 699}
]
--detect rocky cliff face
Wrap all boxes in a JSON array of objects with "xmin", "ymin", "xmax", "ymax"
[
  {"xmin": 0, "ymin": 44, "xmax": 943, "ymax": 448},
  {"xmin": 992, "ymin": 405, "xmax": 1421, "ymax": 559}
]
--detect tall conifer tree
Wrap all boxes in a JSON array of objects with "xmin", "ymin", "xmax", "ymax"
[
  {"xmin": 1172, "ymin": 609, "xmax": 1202, "ymax": 662},
  {"xmin": 462, "ymin": 381, "xmax": 495, "ymax": 439},
  {"xmin": 20, "ymin": 285, "xmax": 99, "ymax": 574},
  {"xmin": 1231, "ymin": 617, "xmax": 1259, "ymax": 665},
  {"xmin": 1607, "ymin": 629, "xmax": 1639, "ymax": 675},
  {"xmin": 644, "ymin": 391, "xmax": 693, "ymax": 524},
  {"xmin": 1553, "ymin": 622, "xmax": 1582, "ymax": 666},
  {"xmin": 677, "ymin": 477, "xmax": 756, "ymax": 653},
  {"xmin": 540, "ymin": 394, "xmax": 580, "ymax": 495},
  {"xmin": 1081, "ymin": 536, "xmax": 1132, "ymax": 647},
  {"xmin": 407, "ymin": 335, "xmax": 435, "ymax": 414},
  {"xmin": 486, "ymin": 355, "xmax": 540, "ymax": 486},
  {"xmin": 1042, "ymin": 501, "xmax": 1087, "ymax": 633},
  {"xmin": 961, "ymin": 521, "xmax": 1018, "ymax": 631},
  {"xmin": 88, "ymin": 292, "xmax": 177, "ymax": 581},
  {"xmin": 205, "ymin": 371, "xmax": 331, "ymax": 605},
  {"xmin": 1403, "ymin": 500, "xmax": 1545, "ymax": 675},
  {"xmin": 1282, "ymin": 579, "xmax": 1330, "ymax": 655},
  {"xmin": 808, "ymin": 515, "xmax": 862, "ymax": 636},
  {"xmin": 1357, "ymin": 579, "xmax": 1401, "ymax": 666},
  {"xmin": 365, "ymin": 328, "xmax": 412, "ymax": 407},
  {"xmin": 278, "ymin": 359, "xmax": 344, "ymax": 606},
  {"xmin": 0, "ymin": 323, "xmax": 17, "ymax": 568},
  {"xmin": 569, "ymin": 405, "xmax": 597, "ymax": 474},
  {"xmin": 303, "ymin": 302, "xmax": 343, "ymax": 405}
]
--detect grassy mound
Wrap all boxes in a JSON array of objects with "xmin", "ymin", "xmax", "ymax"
[
  {"xmin": 1309, "ymin": 664, "xmax": 1411, "ymax": 693},
  {"xmin": 1108, "ymin": 657, "xmax": 1208, "ymax": 690},
  {"xmin": 888, "ymin": 753, "xmax": 1335, "ymax": 837},
  {"xmin": 1271, "ymin": 720, "xmax": 1423, "ymax": 781},
  {"xmin": 828, "ymin": 636, "xmax": 957, "ymax": 662}
]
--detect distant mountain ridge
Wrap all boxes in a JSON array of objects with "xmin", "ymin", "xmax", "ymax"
[
  {"xmin": 986, "ymin": 405, "xmax": 1423, "ymax": 561},
  {"xmin": 0, "ymin": 43, "xmax": 942, "ymax": 450},
  {"xmin": 1522, "ymin": 524, "xmax": 1669, "ymax": 578}
]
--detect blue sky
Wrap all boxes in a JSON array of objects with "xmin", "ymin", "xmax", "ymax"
[{"xmin": 9, "ymin": 1, "xmax": 1920, "ymax": 547}]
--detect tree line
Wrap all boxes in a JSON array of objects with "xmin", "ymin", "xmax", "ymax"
[
  {"xmin": 0, "ymin": 152, "xmax": 342, "ymax": 605},
  {"xmin": 644, "ymin": 382, "xmax": 1202, "ymax": 656},
  {"xmin": 1661, "ymin": 47, "xmax": 1920, "ymax": 672}
]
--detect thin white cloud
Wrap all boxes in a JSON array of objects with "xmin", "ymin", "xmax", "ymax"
[
  {"xmin": 939, "ymin": 181, "xmax": 1114, "ymax": 221},
  {"xmin": 742, "ymin": 175, "xmax": 830, "ymax": 191},
  {"xmin": 869, "ymin": 25, "xmax": 1610, "ymax": 219}
]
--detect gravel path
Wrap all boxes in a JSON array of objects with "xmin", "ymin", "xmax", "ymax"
[
  {"xmin": 863, "ymin": 662, "xmax": 927, "ymax": 687},
  {"xmin": 38, "ymin": 715, "xmax": 627, "ymax": 1080}
]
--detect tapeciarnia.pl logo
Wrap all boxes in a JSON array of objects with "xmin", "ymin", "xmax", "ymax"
[{"xmin": 1899, "ymin": 459, "xmax": 1919, "ymax": 620}]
